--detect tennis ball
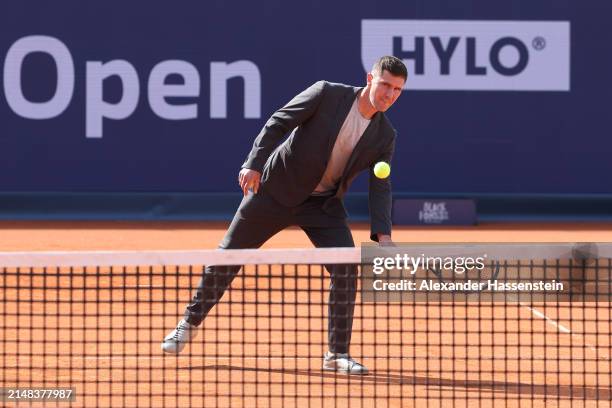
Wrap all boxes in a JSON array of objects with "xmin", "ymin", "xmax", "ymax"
[{"xmin": 373, "ymin": 161, "xmax": 391, "ymax": 179}]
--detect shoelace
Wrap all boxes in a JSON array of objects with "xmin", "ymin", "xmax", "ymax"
[
  {"xmin": 341, "ymin": 355, "xmax": 363, "ymax": 370},
  {"xmin": 173, "ymin": 323, "xmax": 188, "ymax": 340},
  {"xmin": 345, "ymin": 357, "xmax": 358, "ymax": 368}
]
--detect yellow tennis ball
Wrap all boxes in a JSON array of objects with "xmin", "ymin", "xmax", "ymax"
[{"xmin": 373, "ymin": 161, "xmax": 391, "ymax": 179}]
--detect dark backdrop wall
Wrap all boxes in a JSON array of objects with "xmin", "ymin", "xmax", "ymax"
[{"xmin": 1, "ymin": 1, "xmax": 609, "ymax": 220}]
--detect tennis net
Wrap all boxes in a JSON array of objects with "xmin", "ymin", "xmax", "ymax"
[{"xmin": 0, "ymin": 244, "xmax": 610, "ymax": 407}]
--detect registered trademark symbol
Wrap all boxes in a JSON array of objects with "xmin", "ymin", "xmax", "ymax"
[{"xmin": 532, "ymin": 36, "xmax": 546, "ymax": 51}]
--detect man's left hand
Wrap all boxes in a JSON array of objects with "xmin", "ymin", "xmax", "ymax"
[{"xmin": 377, "ymin": 234, "xmax": 394, "ymax": 246}]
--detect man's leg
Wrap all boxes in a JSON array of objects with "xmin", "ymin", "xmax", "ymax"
[
  {"xmin": 300, "ymin": 224, "xmax": 357, "ymax": 355},
  {"xmin": 163, "ymin": 190, "xmax": 291, "ymax": 353},
  {"xmin": 184, "ymin": 190, "xmax": 291, "ymax": 325}
]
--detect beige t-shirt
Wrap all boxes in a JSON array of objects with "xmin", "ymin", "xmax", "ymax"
[{"xmin": 312, "ymin": 97, "xmax": 371, "ymax": 195}]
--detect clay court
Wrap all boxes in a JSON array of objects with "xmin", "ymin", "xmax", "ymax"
[{"xmin": 1, "ymin": 222, "xmax": 610, "ymax": 407}]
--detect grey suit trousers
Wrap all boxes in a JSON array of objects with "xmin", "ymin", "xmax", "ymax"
[{"xmin": 184, "ymin": 186, "xmax": 357, "ymax": 354}]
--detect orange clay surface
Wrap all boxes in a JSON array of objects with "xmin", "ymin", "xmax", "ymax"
[{"xmin": 0, "ymin": 221, "xmax": 610, "ymax": 407}]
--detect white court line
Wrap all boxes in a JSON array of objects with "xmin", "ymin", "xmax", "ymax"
[
  {"xmin": 515, "ymin": 299, "xmax": 571, "ymax": 334},
  {"xmin": 514, "ymin": 297, "xmax": 610, "ymax": 360}
]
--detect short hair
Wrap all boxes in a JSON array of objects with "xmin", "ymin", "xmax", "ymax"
[{"xmin": 372, "ymin": 56, "xmax": 407, "ymax": 81}]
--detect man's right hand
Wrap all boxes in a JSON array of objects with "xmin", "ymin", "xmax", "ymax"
[{"xmin": 238, "ymin": 168, "xmax": 262, "ymax": 195}]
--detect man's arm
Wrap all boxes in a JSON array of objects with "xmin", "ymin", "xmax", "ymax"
[
  {"xmin": 241, "ymin": 80, "xmax": 327, "ymax": 172},
  {"xmin": 368, "ymin": 134, "xmax": 396, "ymax": 243}
]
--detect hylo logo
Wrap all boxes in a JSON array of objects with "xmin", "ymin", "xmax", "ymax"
[{"xmin": 362, "ymin": 20, "xmax": 570, "ymax": 91}]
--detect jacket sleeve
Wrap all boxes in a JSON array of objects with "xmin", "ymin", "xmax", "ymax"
[
  {"xmin": 242, "ymin": 80, "xmax": 326, "ymax": 172},
  {"xmin": 368, "ymin": 132, "xmax": 396, "ymax": 242}
]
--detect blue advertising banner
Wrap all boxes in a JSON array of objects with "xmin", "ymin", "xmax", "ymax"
[
  {"xmin": 393, "ymin": 199, "xmax": 477, "ymax": 225},
  {"xmin": 1, "ymin": 1, "xmax": 611, "ymax": 219}
]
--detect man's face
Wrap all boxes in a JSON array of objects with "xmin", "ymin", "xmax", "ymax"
[{"xmin": 367, "ymin": 70, "xmax": 405, "ymax": 112}]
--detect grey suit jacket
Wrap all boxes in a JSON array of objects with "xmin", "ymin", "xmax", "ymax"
[{"xmin": 242, "ymin": 80, "xmax": 396, "ymax": 241}]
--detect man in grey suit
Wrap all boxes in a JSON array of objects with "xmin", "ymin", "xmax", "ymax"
[{"xmin": 162, "ymin": 56, "xmax": 407, "ymax": 374}]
